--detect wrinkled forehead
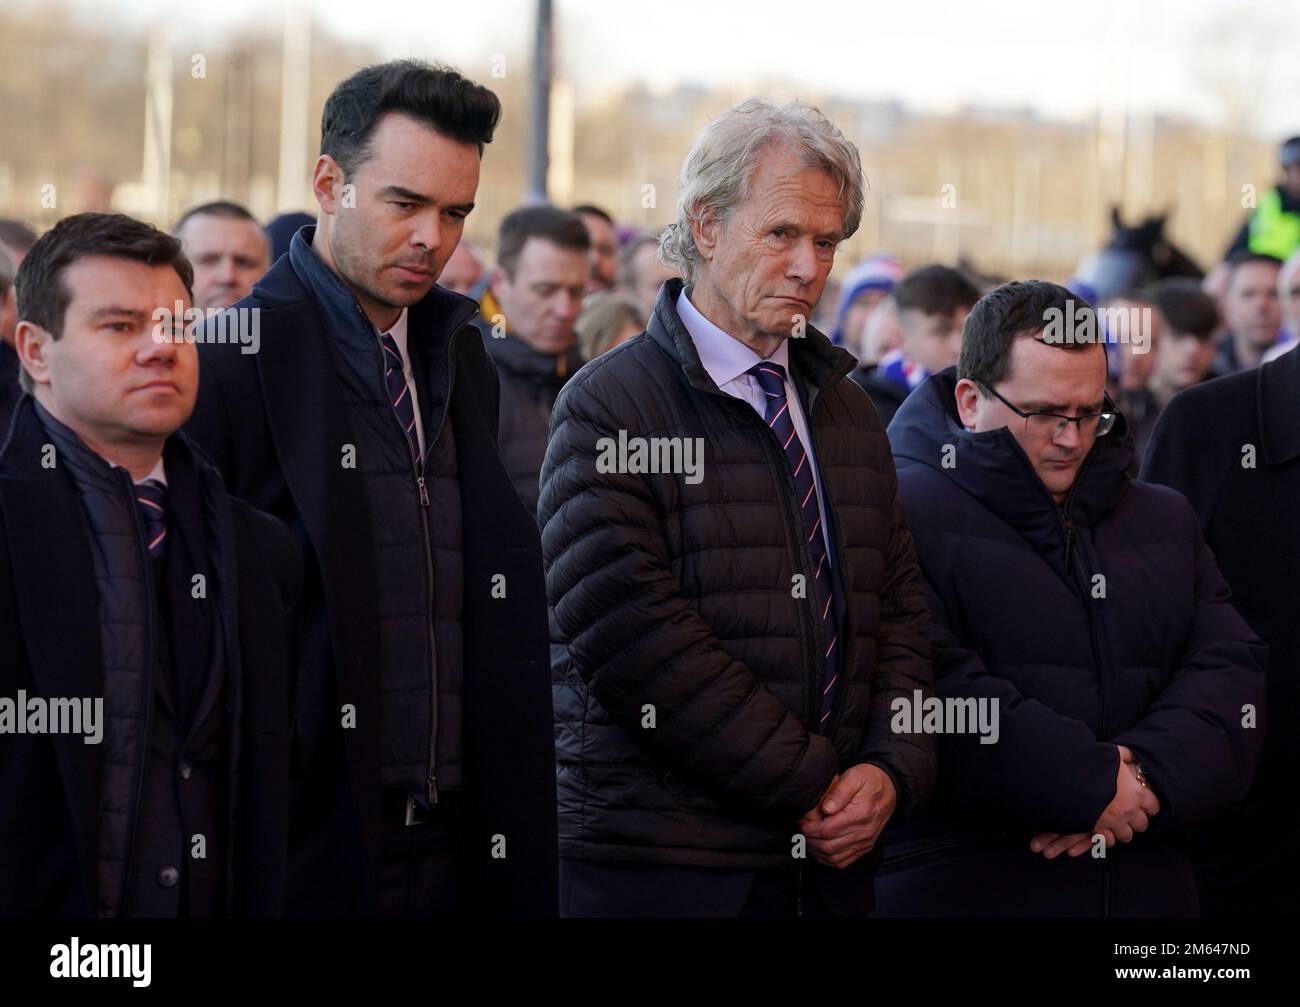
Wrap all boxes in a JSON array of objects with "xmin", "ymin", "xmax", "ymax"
[{"xmin": 744, "ymin": 147, "xmax": 845, "ymax": 225}]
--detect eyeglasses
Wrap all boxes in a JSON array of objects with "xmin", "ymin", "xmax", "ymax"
[{"xmin": 979, "ymin": 382, "xmax": 1117, "ymax": 440}]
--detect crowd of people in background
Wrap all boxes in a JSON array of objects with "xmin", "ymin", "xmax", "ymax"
[
  {"xmin": 9, "ymin": 140, "xmax": 1296, "ymax": 492},
  {"xmin": 0, "ymin": 58, "xmax": 1297, "ymax": 922}
]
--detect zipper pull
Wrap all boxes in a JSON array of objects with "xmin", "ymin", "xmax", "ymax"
[
  {"xmin": 427, "ymin": 776, "xmax": 439, "ymax": 806},
  {"xmin": 1063, "ymin": 515, "xmax": 1075, "ymax": 573},
  {"xmin": 417, "ymin": 475, "xmax": 430, "ymax": 507}
]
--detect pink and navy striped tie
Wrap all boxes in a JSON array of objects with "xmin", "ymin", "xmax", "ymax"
[
  {"xmin": 135, "ymin": 478, "xmax": 169, "ymax": 561},
  {"xmin": 380, "ymin": 332, "xmax": 418, "ymax": 458},
  {"xmin": 747, "ymin": 362, "xmax": 840, "ymax": 731}
]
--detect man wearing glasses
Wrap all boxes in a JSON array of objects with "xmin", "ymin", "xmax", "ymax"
[{"xmin": 873, "ymin": 280, "xmax": 1266, "ymax": 917}]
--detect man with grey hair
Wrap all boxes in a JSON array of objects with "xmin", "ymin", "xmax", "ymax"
[{"xmin": 540, "ymin": 98, "xmax": 936, "ymax": 917}]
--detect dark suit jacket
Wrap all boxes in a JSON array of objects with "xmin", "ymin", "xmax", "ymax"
[
  {"xmin": 1142, "ymin": 345, "xmax": 1300, "ymax": 916},
  {"xmin": 0, "ymin": 398, "xmax": 301, "ymax": 916},
  {"xmin": 184, "ymin": 249, "xmax": 558, "ymax": 917}
]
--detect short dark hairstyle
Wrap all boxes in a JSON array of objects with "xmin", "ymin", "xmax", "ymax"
[
  {"xmin": 1226, "ymin": 248, "xmax": 1283, "ymax": 273},
  {"xmin": 495, "ymin": 204, "xmax": 591, "ymax": 278},
  {"xmin": 0, "ymin": 218, "xmax": 39, "ymax": 256},
  {"xmin": 894, "ymin": 264, "xmax": 981, "ymax": 317},
  {"xmin": 15, "ymin": 213, "xmax": 193, "ymax": 391},
  {"xmin": 1153, "ymin": 278, "xmax": 1219, "ymax": 341},
  {"xmin": 958, "ymin": 279, "xmax": 1098, "ymax": 389},
  {"xmin": 321, "ymin": 59, "xmax": 501, "ymax": 178},
  {"xmin": 573, "ymin": 204, "xmax": 613, "ymax": 225},
  {"xmin": 173, "ymin": 199, "xmax": 260, "ymax": 235}
]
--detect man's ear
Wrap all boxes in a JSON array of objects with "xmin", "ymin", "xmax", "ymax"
[
  {"xmin": 954, "ymin": 377, "xmax": 982, "ymax": 429},
  {"xmin": 311, "ymin": 155, "xmax": 344, "ymax": 215},
  {"xmin": 14, "ymin": 319, "xmax": 51, "ymax": 389},
  {"xmin": 489, "ymin": 265, "xmax": 509, "ymax": 301},
  {"xmin": 691, "ymin": 202, "xmax": 720, "ymax": 263}
]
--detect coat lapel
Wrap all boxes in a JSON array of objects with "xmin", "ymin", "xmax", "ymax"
[
  {"xmin": 0, "ymin": 402, "xmax": 103, "ymax": 906},
  {"xmin": 253, "ymin": 299, "xmax": 384, "ymax": 808}
]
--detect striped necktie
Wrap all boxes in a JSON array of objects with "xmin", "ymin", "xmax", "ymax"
[
  {"xmin": 135, "ymin": 478, "xmax": 169, "ymax": 561},
  {"xmin": 380, "ymin": 331, "xmax": 418, "ymax": 457},
  {"xmin": 747, "ymin": 361, "xmax": 840, "ymax": 730}
]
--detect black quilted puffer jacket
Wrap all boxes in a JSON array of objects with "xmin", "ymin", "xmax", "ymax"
[{"xmin": 539, "ymin": 278, "xmax": 937, "ymax": 869}]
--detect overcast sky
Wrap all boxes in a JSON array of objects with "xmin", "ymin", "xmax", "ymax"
[{"xmin": 44, "ymin": 0, "xmax": 1300, "ymax": 136}]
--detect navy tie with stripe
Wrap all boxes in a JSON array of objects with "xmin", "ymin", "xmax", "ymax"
[
  {"xmin": 747, "ymin": 361, "xmax": 840, "ymax": 730},
  {"xmin": 135, "ymin": 478, "xmax": 169, "ymax": 561},
  {"xmin": 380, "ymin": 332, "xmax": 418, "ymax": 458}
]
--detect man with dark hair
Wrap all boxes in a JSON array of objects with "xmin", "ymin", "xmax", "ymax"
[
  {"xmin": 173, "ymin": 201, "xmax": 271, "ymax": 311},
  {"xmin": 1098, "ymin": 288, "xmax": 1160, "ymax": 467},
  {"xmin": 1, "ymin": 212, "xmax": 301, "ymax": 916},
  {"xmin": 1211, "ymin": 250, "xmax": 1283, "ymax": 377},
  {"xmin": 574, "ymin": 203, "xmax": 618, "ymax": 293},
  {"xmin": 475, "ymin": 204, "xmax": 589, "ymax": 513},
  {"xmin": 184, "ymin": 60, "xmax": 557, "ymax": 918},
  {"xmin": 1149, "ymin": 279, "xmax": 1217, "ymax": 410},
  {"xmin": 876, "ymin": 280, "xmax": 1266, "ymax": 917},
  {"xmin": 1225, "ymin": 136, "xmax": 1300, "ymax": 261},
  {"xmin": 1142, "ymin": 309, "xmax": 1300, "ymax": 917},
  {"xmin": 852, "ymin": 263, "xmax": 978, "ymax": 428}
]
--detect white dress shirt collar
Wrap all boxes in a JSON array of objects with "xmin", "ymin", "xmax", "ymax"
[{"xmin": 677, "ymin": 287, "xmax": 790, "ymax": 388}]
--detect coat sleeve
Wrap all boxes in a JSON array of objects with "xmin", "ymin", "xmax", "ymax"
[
  {"xmin": 1138, "ymin": 388, "xmax": 1226, "ymax": 533},
  {"xmin": 924, "ymin": 579, "xmax": 1121, "ymax": 834},
  {"xmin": 853, "ymin": 466, "xmax": 937, "ymax": 823},
  {"xmin": 1110, "ymin": 507, "xmax": 1268, "ymax": 830},
  {"xmin": 539, "ymin": 375, "xmax": 838, "ymax": 820}
]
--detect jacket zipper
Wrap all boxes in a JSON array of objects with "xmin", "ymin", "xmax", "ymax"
[
  {"xmin": 746, "ymin": 393, "xmax": 830, "ymax": 920},
  {"xmin": 1057, "ymin": 458, "xmax": 1112, "ymax": 917},
  {"xmin": 370, "ymin": 308, "xmax": 440, "ymax": 807},
  {"xmin": 119, "ymin": 468, "xmax": 156, "ymax": 916},
  {"xmin": 681, "ymin": 350, "xmax": 854, "ymax": 918}
]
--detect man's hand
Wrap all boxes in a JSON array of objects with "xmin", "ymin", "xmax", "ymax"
[
  {"xmin": 1029, "ymin": 830, "xmax": 1114, "ymax": 859},
  {"xmin": 798, "ymin": 763, "xmax": 897, "ymax": 869},
  {"xmin": 1095, "ymin": 745, "xmax": 1160, "ymax": 842},
  {"xmin": 1028, "ymin": 746, "xmax": 1159, "ymax": 858}
]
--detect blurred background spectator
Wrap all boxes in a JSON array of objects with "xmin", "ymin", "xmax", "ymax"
[{"xmin": 576, "ymin": 289, "xmax": 645, "ymax": 361}]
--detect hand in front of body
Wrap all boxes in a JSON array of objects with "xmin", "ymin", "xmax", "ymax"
[
  {"xmin": 1029, "ymin": 745, "xmax": 1160, "ymax": 859},
  {"xmin": 798, "ymin": 763, "xmax": 897, "ymax": 869}
]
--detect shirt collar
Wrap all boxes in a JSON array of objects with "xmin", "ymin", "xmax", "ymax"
[
  {"xmin": 379, "ymin": 306, "xmax": 410, "ymax": 345},
  {"xmin": 133, "ymin": 456, "xmax": 167, "ymax": 487},
  {"xmin": 676, "ymin": 287, "xmax": 789, "ymax": 388}
]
